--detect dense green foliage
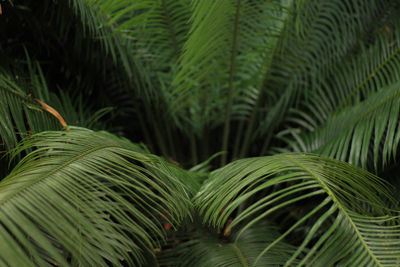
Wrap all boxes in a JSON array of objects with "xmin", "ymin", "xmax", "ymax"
[{"xmin": 1, "ymin": 0, "xmax": 400, "ymax": 266}]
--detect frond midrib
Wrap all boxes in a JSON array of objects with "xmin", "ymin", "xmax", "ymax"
[
  {"xmin": 0, "ymin": 143, "xmax": 125, "ymax": 206},
  {"xmin": 283, "ymin": 154, "xmax": 383, "ymax": 267}
]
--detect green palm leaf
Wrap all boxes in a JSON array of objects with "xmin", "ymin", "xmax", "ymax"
[
  {"xmin": 0, "ymin": 128, "xmax": 192, "ymax": 266},
  {"xmin": 279, "ymin": 81, "xmax": 400, "ymax": 171},
  {"xmin": 196, "ymin": 153, "xmax": 400, "ymax": 266}
]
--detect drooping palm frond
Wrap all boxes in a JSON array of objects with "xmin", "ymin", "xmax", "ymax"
[
  {"xmin": 0, "ymin": 128, "xmax": 193, "ymax": 266},
  {"xmin": 277, "ymin": 81, "xmax": 400, "ymax": 172},
  {"xmin": 196, "ymin": 153, "xmax": 400, "ymax": 266},
  {"xmin": 157, "ymin": 221, "xmax": 298, "ymax": 267}
]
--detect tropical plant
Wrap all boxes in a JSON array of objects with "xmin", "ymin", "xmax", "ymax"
[{"xmin": 1, "ymin": 0, "xmax": 400, "ymax": 266}]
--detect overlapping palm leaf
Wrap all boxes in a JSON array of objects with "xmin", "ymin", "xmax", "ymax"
[
  {"xmin": 282, "ymin": 82, "xmax": 400, "ymax": 171},
  {"xmin": 0, "ymin": 128, "xmax": 192, "ymax": 266},
  {"xmin": 196, "ymin": 153, "xmax": 400, "ymax": 266}
]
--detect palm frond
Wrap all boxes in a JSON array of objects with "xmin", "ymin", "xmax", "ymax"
[
  {"xmin": 279, "ymin": 80, "xmax": 400, "ymax": 172},
  {"xmin": 0, "ymin": 128, "xmax": 192, "ymax": 266},
  {"xmin": 196, "ymin": 153, "xmax": 400, "ymax": 266}
]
